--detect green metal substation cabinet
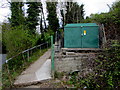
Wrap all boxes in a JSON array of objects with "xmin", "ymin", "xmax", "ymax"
[{"xmin": 64, "ymin": 23, "xmax": 99, "ymax": 48}]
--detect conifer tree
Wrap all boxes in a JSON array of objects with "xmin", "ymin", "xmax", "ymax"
[
  {"xmin": 65, "ymin": 2, "xmax": 84, "ymax": 24},
  {"xmin": 26, "ymin": 2, "xmax": 41, "ymax": 34},
  {"xmin": 46, "ymin": 2, "xmax": 59, "ymax": 33},
  {"xmin": 9, "ymin": 2, "xmax": 25, "ymax": 27}
]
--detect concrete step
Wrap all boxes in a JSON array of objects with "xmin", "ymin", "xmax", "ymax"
[
  {"xmin": 62, "ymin": 48, "xmax": 102, "ymax": 53},
  {"xmin": 55, "ymin": 53, "xmax": 97, "ymax": 59}
]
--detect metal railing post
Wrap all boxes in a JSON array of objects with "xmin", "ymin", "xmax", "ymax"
[
  {"xmin": 47, "ymin": 42, "xmax": 48, "ymax": 49},
  {"xmin": 40, "ymin": 46, "xmax": 41, "ymax": 53},
  {"xmin": 51, "ymin": 36, "xmax": 55, "ymax": 78},
  {"xmin": 27, "ymin": 50, "xmax": 29, "ymax": 61}
]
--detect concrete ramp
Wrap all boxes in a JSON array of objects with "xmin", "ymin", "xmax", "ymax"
[
  {"xmin": 36, "ymin": 59, "xmax": 51, "ymax": 81},
  {"xmin": 14, "ymin": 49, "xmax": 51, "ymax": 86}
]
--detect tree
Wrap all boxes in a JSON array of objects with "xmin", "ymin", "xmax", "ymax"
[
  {"xmin": 39, "ymin": 3, "xmax": 47, "ymax": 33},
  {"xmin": 26, "ymin": 2, "xmax": 41, "ymax": 34},
  {"xmin": 79, "ymin": 4, "xmax": 84, "ymax": 22},
  {"xmin": 46, "ymin": 2, "xmax": 59, "ymax": 33},
  {"xmin": 40, "ymin": 14, "xmax": 43, "ymax": 34},
  {"xmin": 41, "ymin": 5, "xmax": 47, "ymax": 30},
  {"xmin": 85, "ymin": 1, "xmax": 120, "ymax": 40},
  {"xmin": 9, "ymin": 2, "xmax": 25, "ymax": 27},
  {"xmin": 65, "ymin": 2, "xmax": 84, "ymax": 24},
  {"xmin": 60, "ymin": 9, "xmax": 64, "ymax": 28}
]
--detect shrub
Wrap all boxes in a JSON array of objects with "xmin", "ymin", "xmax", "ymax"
[
  {"xmin": 2, "ymin": 25, "xmax": 39, "ymax": 58},
  {"xmin": 66, "ymin": 40, "xmax": 120, "ymax": 88}
]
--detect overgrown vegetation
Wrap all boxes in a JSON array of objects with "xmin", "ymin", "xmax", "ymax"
[
  {"xmin": 83, "ymin": 1, "xmax": 120, "ymax": 40},
  {"xmin": 2, "ymin": 48, "xmax": 48, "ymax": 89},
  {"xmin": 1, "ymin": 1, "xmax": 54, "ymax": 89},
  {"xmin": 2, "ymin": 25, "xmax": 40, "ymax": 58},
  {"xmin": 64, "ymin": 40, "xmax": 120, "ymax": 88},
  {"xmin": 2, "ymin": 23, "xmax": 51, "ymax": 88}
]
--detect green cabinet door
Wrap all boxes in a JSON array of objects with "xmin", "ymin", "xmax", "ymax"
[
  {"xmin": 81, "ymin": 26, "xmax": 99, "ymax": 48},
  {"xmin": 64, "ymin": 23, "xmax": 99, "ymax": 48},
  {"xmin": 64, "ymin": 27, "xmax": 82, "ymax": 48}
]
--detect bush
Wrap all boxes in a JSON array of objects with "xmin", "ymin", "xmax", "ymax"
[
  {"xmin": 83, "ymin": 1, "xmax": 120, "ymax": 40},
  {"xmin": 36, "ymin": 29, "xmax": 54, "ymax": 45},
  {"xmin": 2, "ymin": 25, "xmax": 39, "ymax": 58},
  {"xmin": 66, "ymin": 40, "xmax": 120, "ymax": 88}
]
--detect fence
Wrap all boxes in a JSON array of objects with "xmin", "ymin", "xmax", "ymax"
[{"xmin": 2, "ymin": 38, "xmax": 51, "ymax": 88}]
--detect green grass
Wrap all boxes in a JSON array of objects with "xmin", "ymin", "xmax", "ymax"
[{"xmin": 2, "ymin": 48, "xmax": 49, "ymax": 89}]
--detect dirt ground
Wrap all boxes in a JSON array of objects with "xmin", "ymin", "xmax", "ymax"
[{"xmin": 14, "ymin": 79, "xmax": 65, "ymax": 88}]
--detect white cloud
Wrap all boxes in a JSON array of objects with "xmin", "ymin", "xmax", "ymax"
[
  {"xmin": 0, "ymin": 0, "xmax": 11, "ymax": 23},
  {"xmin": 0, "ymin": 8, "xmax": 10, "ymax": 23},
  {"xmin": 0, "ymin": 0, "xmax": 117, "ymax": 23},
  {"xmin": 77, "ymin": 0, "xmax": 116, "ymax": 17}
]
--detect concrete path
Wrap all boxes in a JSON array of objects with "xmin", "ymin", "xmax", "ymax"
[
  {"xmin": 0, "ymin": 54, "xmax": 7, "ymax": 69},
  {"xmin": 14, "ymin": 49, "xmax": 51, "ymax": 86}
]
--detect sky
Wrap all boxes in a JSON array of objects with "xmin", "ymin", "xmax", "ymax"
[
  {"xmin": 76, "ymin": 0, "xmax": 117, "ymax": 17},
  {"xmin": 0, "ymin": 0, "xmax": 117, "ymax": 23}
]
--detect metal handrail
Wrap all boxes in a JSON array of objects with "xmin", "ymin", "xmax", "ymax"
[{"xmin": 5, "ymin": 42, "xmax": 49, "ymax": 63}]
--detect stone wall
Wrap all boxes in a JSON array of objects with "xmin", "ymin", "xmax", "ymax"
[{"xmin": 54, "ymin": 53, "xmax": 97, "ymax": 74}]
